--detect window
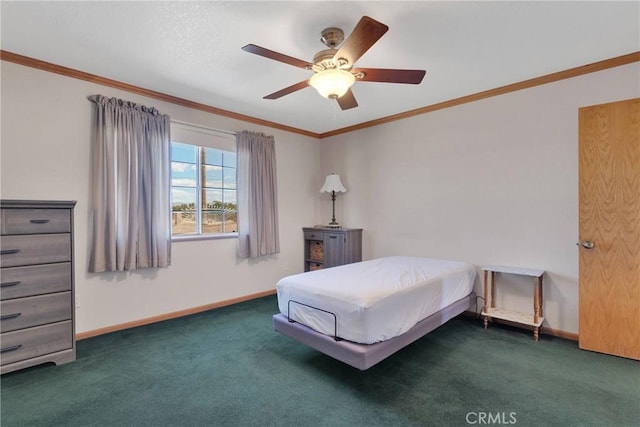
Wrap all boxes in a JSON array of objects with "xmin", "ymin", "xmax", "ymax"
[{"xmin": 170, "ymin": 123, "xmax": 237, "ymax": 237}]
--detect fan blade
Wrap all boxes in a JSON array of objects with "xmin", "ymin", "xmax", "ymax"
[
  {"xmin": 336, "ymin": 89, "xmax": 358, "ymax": 110},
  {"xmin": 241, "ymin": 44, "xmax": 312, "ymax": 69},
  {"xmin": 264, "ymin": 80, "xmax": 310, "ymax": 100},
  {"xmin": 333, "ymin": 16, "xmax": 388, "ymax": 67},
  {"xmin": 352, "ymin": 68, "xmax": 426, "ymax": 84}
]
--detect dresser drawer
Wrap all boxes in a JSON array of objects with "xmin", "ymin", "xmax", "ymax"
[
  {"xmin": 0, "ymin": 321, "xmax": 72, "ymax": 366},
  {"xmin": 1, "ymin": 263, "xmax": 72, "ymax": 300},
  {"xmin": 1, "ymin": 208, "xmax": 70, "ymax": 235},
  {"xmin": 0, "ymin": 234, "xmax": 71, "ymax": 268},
  {"xmin": 1, "ymin": 292, "xmax": 72, "ymax": 333}
]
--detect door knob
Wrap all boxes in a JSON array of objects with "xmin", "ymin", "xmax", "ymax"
[{"xmin": 580, "ymin": 241, "xmax": 595, "ymax": 249}]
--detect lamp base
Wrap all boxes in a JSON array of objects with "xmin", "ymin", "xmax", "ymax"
[{"xmin": 326, "ymin": 223, "xmax": 342, "ymax": 229}]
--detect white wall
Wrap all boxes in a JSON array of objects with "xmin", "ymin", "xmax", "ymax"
[
  {"xmin": 320, "ymin": 63, "xmax": 640, "ymax": 334},
  {"xmin": 3, "ymin": 60, "xmax": 638, "ymax": 336},
  {"xmin": 0, "ymin": 61, "xmax": 322, "ymax": 334}
]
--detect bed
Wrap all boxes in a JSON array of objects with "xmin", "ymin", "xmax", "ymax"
[{"xmin": 273, "ymin": 256, "xmax": 477, "ymax": 370}]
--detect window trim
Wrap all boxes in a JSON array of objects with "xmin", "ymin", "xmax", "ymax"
[
  {"xmin": 170, "ymin": 121, "xmax": 237, "ymax": 241},
  {"xmin": 172, "ymin": 232, "xmax": 238, "ymax": 243}
]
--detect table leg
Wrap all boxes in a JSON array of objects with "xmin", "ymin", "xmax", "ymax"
[
  {"xmin": 483, "ymin": 269, "xmax": 489, "ymax": 329},
  {"xmin": 533, "ymin": 276, "xmax": 540, "ymax": 324},
  {"xmin": 539, "ymin": 275, "xmax": 544, "ymax": 317},
  {"xmin": 534, "ymin": 326, "xmax": 539, "ymax": 341},
  {"xmin": 490, "ymin": 271, "xmax": 496, "ymax": 309},
  {"xmin": 483, "ymin": 270, "xmax": 489, "ymax": 310}
]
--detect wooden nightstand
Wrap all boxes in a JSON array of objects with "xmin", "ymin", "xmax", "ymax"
[
  {"xmin": 302, "ymin": 227, "xmax": 362, "ymax": 272},
  {"xmin": 481, "ymin": 265, "xmax": 545, "ymax": 341}
]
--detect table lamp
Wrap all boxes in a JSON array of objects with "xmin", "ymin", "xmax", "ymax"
[{"xmin": 320, "ymin": 173, "xmax": 347, "ymax": 228}]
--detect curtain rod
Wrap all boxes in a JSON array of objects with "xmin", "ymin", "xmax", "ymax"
[{"xmin": 171, "ymin": 119, "xmax": 237, "ymax": 137}]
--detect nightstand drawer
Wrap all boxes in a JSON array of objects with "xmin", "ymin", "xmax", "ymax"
[
  {"xmin": 309, "ymin": 262, "xmax": 324, "ymax": 271},
  {"xmin": 0, "ymin": 321, "xmax": 72, "ymax": 366},
  {"xmin": 1, "ymin": 292, "xmax": 72, "ymax": 333},
  {"xmin": 1, "ymin": 208, "xmax": 70, "ymax": 235},
  {"xmin": 1, "ymin": 263, "xmax": 72, "ymax": 300},
  {"xmin": 0, "ymin": 234, "xmax": 71, "ymax": 268},
  {"xmin": 309, "ymin": 241, "xmax": 323, "ymax": 261},
  {"xmin": 304, "ymin": 231, "xmax": 323, "ymax": 241}
]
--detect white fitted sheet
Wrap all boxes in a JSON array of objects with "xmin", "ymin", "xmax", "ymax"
[{"xmin": 276, "ymin": 256, "xmax": 476, "ymax": 344}]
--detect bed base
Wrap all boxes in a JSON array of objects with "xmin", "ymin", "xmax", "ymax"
[{"xmin": 273, "ymin": 292, "xmax": 474, "ymax": 370}]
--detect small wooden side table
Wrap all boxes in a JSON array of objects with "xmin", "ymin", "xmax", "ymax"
[{"xmin": 481, "ymin": 265, "xmax": 545, "ymax": 341}]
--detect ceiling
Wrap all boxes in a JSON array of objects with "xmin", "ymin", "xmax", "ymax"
[{"xmin": 2, "ymin": 1, "xmax": 638, "ymax": 135}]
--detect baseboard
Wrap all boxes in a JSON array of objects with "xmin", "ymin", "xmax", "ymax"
[
  {"xmin": 76, "ymin": 289, "xmax": 277, "ymax": 340},
  {"xmin": 463, "ymin": 310, "xmax": 579, "ymax": 341},
  {"xmin": 77, "ymin": 297, "xmax": 578, "ymax": 342}
]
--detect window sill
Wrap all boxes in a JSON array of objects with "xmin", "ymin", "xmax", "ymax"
[{"xmin": 172, "ymin": 232, "xmax": 238, "ymax": 243}]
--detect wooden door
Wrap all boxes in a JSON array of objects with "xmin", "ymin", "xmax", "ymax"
[{"xmin": 578, "ymin": 98, "xmax": 640, "ymax": 360}]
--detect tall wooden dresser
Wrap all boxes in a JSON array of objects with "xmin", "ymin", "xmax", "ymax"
[{"xmin": 1, "ymin": 200, "xmax": 76, "ymax": 374}]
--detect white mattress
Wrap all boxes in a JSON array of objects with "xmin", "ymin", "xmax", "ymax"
[{"xmin": 276, "ymin": 256, "xmax": 476, "ymax": 344}]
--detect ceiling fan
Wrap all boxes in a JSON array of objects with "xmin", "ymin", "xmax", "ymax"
[{"xmin": 241, "ymin": 16, "xmax": 426, "ymax": 110}]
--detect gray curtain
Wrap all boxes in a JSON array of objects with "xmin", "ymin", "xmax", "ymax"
[
  {"xmin": 237, "ymin": 131, "xmax": 280, "ymax": 258},
  {"xmin": 88, "ymin": 95, "xmax": 172, "ymax": 272}
]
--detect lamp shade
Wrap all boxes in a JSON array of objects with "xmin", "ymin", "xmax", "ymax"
[
  {"xmin": 320, "ymin": 173, "xmax": 347, "ymax": 193},
  {"xmin": 309, "ymin": 69, "xmax": 355, "ymax": 99}
]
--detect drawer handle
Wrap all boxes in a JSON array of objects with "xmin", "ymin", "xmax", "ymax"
[
  {"xmin": 0, "ymin": 344, "xmax": 23, "ymax": 354},
  {"xmin": 0, "ymin": 249, "xmax": 21, "ymax": 255},
  {"xmin": 0, "ymin": 281, "xmax": 21, "ymax": 288},
  {"xmin": 329, "ymin": 235, "xmax": 337, "ymax": 239},
  {"xmin": 0, "ymin": 312, "xmax": 22, "ymax": 321},
  {"xmin": 29, "ymin": 219, "xmax": 51, "ymax": 224}
]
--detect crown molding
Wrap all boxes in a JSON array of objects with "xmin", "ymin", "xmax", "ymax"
[
  {"xmin": 0, "ymin": 50, "xmax": 320, "ymax": 139},
  {"xmin": 319, "ymin": 51, "xmax": 640, "ymax": 138},
  {"xmin": 2, "ymin": 50, "xmax": 638, "ymax": 139}
]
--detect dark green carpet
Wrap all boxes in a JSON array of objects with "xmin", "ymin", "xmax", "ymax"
[{"xmin": 1, "ymin": 296, "xmax": 638, "ymax": 427}]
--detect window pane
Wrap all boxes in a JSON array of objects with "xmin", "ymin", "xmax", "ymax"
[
  {"xmin": 202, "ymin": 147, "xmax": 223, "ymax": 166},
  {"xmin": 202, "ymin": 209, "xmax": 223, "ymax": 233},
  {"xmin": 172, "ymin": 142, "xmax": 197, "ymax": 163},
  {"xmin": 171, "ymin": 187, "xmax": 197, "ymax": 234},
  {"xmin": 223, "ymin": 151, "xmax": 236, "ymax": 168},
  {"xmin": 223, "ymin": 189, "xmax": 237, "ymax": 205},
  {"xmin": 223, "ymin": 167, "xmax": 236, "ymax": 189},
  {"xmin": 171, "ymin": 162, "xmax": 197, "ymax": 187},
  {"xmin": 223, "ymin": 189, "xmax": 237, "ymax": 233},
  {"xmin": 202, "ymin": 189, "xmax": 222, "ymax": 234},
  {"xmin": 203, "ymin": 165, "xmax": 223, "ymax": 189},
  {"xmin": 202, "ymin": 188, "xmax": 223, "ymax": 208}
]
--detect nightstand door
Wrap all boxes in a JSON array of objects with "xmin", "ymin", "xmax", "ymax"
[{"xmin": 323, "ymin": 233, "xmax": 345, "ymax": 268}]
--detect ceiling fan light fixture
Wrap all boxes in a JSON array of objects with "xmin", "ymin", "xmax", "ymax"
[
  {"xmin": 309, "ymin": 69, "xmax": 355, "ymax": 99},
  {"xmin": 243, "ymin": 16, "xmax": 424, "ymax": 110}
]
